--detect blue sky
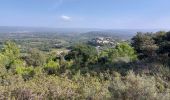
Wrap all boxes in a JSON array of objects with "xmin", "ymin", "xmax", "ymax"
[{"xmin": 0, "ymin": 0, "xmax": 170, "ymax": 29}]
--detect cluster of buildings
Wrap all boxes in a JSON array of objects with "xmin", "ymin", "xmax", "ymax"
[{"xmin": 88, "ymin": 37, "xmax": 117, "ymax": 46}]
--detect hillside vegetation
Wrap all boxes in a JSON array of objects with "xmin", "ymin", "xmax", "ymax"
[{"xmin": 0, "ymin": 31, "xmax": 170, "ymax": 99}]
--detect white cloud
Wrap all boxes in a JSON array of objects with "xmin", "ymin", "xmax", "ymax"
[{"xmin": 60, "ymin": 15, "xmax": 72, "ymax": 21}]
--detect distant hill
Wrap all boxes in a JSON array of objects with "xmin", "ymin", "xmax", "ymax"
[
  {"xmin": 75, "ymin": 29, "xmax": 150, "ymax": 40},
  {"xmin": 78, "ymin": 30, "xmax": 134, "ymax": 40}
]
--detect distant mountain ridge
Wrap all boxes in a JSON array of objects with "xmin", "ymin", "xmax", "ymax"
[
  {"xmin": 0, "ymin": 26, "xmax": 167, "ymax": 33},
  {"xmin": 0, "ymin": 26, "xmax": 102, "ymax": 33}
]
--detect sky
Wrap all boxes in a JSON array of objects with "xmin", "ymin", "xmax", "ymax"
[{"xmin": 0, "ymin": 0, "xmax": 170, "ymax": 29}]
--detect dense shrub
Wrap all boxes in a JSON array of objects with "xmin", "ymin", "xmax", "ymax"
[
  {"xmin": 24, "ymin": 48, "xmax": 46, "ymax": 67},
  {"xmin": 109, "ymin": 71, "xmax": 170, "ymax": 100},
  {"xmin": 0, "ymin": 71, "xmax": 169, "ymax": 100},
  {"xmin": 99, "ymin": 42, "xmax": 137, "ymax": 63},
  {"xmin": 44, "ymin": 60, "xmax": 60, "ymax": 75},
  {"xmin": 65, "ymin": 44, "xmax": 98, "ymax": 66},
  {"xmin": 0, "ymin": 74, "xmax": 111, "ymax": 99},
  {"xmin": 15, "ymin": 66, "xmax": 35, "ymax": 80}
]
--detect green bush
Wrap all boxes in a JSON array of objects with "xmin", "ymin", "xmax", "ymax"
[
  {"xmin": 110, "ymin": 42, "xmax": 137, "ymax": 62},
  {"xmin": 98, "ymin": 42, "xmax": 137, "ymax": 64},
  {"xmin": 65, "ymin": 44, "xmax": 98, "ymax": 66},
  {"xmin": 24, "ymin": 48, "xmax": 46, "ymax": 67},
  {"xmin": 15, "ymin": 66, "xmax": 35, "ymax": 80},
  {"xmin": 44, "ymin": 60, "xmax": 60, "ymax": 75}
]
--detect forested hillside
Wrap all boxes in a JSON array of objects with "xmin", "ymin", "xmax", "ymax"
[{"xmin": 0, "ymin": 31, "xmax": 169, "ymax": 99}]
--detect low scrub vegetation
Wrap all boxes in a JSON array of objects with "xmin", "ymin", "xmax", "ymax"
[{"xmin": 0, "ymin": 31, "xmax": 170, "ymax": 99}]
